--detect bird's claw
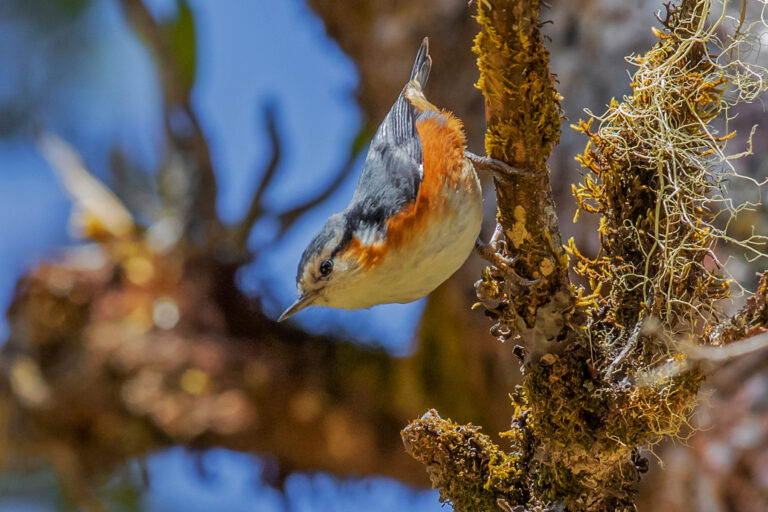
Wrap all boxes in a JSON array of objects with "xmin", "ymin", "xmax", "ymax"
[
  {"xmin": 465, "ymin": 151, "xmax": 539, "ymax": 181},
  {"xmin": 475, "ymin": 224, "xmax": 540, "ymax": 286},
  {"xmin": 509, "ymin": 273, "xmax": 541, "ymax": 287},
  {"xmin": 475, "ymin": 223, "xmax": 510, "ymax": 262}
]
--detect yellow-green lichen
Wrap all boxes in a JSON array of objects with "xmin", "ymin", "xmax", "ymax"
[
  {"xmin": 473, "ymin": 0, "xmax": 561, "ymax": 167},
  {"xmin": 402, "ymin": 410, "xmax": 526, "ymax": 511},
  {"xmin": 471, "ymin": 0, "xmax": 573, "ymax": 331},
  {"xmin": 514, "ymin": 346, "xmax": 703, "ymax": 509}
]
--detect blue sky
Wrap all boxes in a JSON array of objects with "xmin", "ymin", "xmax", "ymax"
[{"xmin": 0, "ymin": 0, "xmax": 438, "ymax": 509}]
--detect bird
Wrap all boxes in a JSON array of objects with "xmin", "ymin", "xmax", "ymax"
[{"xmin": 279, "ymin": 37, "xmax": 525, "ymax": 322}]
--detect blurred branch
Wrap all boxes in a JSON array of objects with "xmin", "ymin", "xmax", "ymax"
[
  {"xmin": 234, "ymin": 103, "xmax": 282, "ymax": 250},
  {"xmin": 119, "ymin": 0, "xmax": 220, "ymax": 240},
  {"xmin": 0, "ymin": 251, "xmax": 426, "ymax": 484},
  {"xmin": 250, "ymin": 105, "xmax": 282, "ymax": 208},
  {"xmin": 234, "ymin": 105, "xmax": 362, "ymax": 249},
  {"xmin": 275, "ymin": 144, "xmax": 362, "ymax": 237},
  {"xmin": 0, "ymin": 238, "xmax": 519, "ymax": 492}
]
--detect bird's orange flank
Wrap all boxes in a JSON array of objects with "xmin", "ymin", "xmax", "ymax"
[{"xmin": 348, "ymin": 112, "xmax": 469, "ymax": 269}]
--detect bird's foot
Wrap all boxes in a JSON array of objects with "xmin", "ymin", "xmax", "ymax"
[
  {"xmin": 475, "ymin": 223, "xmax": 513, "ymax": 264},
  {"xmin": 465, "ymin": 151, "xmax": 539, "ymax": 181},
  {"xmin": 475, "ymin": 224, "xmax": 540, "ymax": 287}
]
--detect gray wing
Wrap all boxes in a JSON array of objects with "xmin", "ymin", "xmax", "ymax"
[
  {"xmin": 344, "ymin": 39, "xmax": 431, "ymax": 234},
  {"xmin": 345, "ymin": 98, "xmax": 423, "ymax": 228}
]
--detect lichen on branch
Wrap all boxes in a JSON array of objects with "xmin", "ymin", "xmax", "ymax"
[
  {"xmin": 474, "ymin": 1, "xmax": 561, "ymax": 167},
  {"xmin": 405, "ymin": 1, "xmax": 768, "ymax": 511},
  {"xmin": 472, "ymin": 0, "xmax": 574, "ymax": 348},
  {"xmin": 402, "ymin": 410, "xmax": 524, "ymax": 511}
]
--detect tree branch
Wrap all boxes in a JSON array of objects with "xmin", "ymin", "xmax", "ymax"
[
  {"xmin": 275, "ymin": 144, "xmax": 362, "ymax": 237},
  {"xmin": 119, "ymin": 0, "xmax": 220, "ymax": 240},
  {"xmin": 404, "ymin": 1, "xmax": 768, "ymax": 511},
  {"xmin": 472, "ymin": 0, "xmax": 575, "ymax": 354},
  {"xmin": 233, "ymin": 102, "xmax": 282, "ymax": 250}
]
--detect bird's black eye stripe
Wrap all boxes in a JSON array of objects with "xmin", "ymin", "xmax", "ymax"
[{"xmin": 319, "ymin": 259, "xmax": 333, "ymax": 276}]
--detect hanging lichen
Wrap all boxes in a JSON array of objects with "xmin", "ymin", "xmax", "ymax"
[{"xmin": 570, "ymin": 0, "xmax": 768, "ymax": 340}]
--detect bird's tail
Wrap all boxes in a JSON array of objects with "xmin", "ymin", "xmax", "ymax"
[{"xmin": 410, "ymin": 37, "xmax": 431, "ymax": 89}]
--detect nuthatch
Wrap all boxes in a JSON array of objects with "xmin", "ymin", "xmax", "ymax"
[{"xmin": 279, "ymin": 38, "xmax": 523, "ymax": 321}]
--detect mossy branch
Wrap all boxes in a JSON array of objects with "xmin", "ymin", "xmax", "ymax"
[
  {"xmin": 472, "ymin": 0, "xmax": 575, "ymax": 348},
  {"xmin": 405, "ymin": 1, "xmax": 768, "ymax": 511},
  {"xmin": 402, "ymin": 410, "xmax": 524, "ymax": 512}
]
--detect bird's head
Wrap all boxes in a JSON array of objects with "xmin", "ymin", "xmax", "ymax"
[{"xmin": 278, "ymin": 213, "xmax": 368, "ymax": 321}]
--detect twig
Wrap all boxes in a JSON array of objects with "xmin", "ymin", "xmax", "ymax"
[
  {"xmin": 119, "ymin": 0, "xmax": 220, "ymax": 239},
  {"xmin": 234, "ymin": 102, "xmax": 282, "ymax": 249},
  {"xmin": 638, "ymin": 330, "xmax": 768, "ymax": 387},
  {"xmin": 276, "ymin": 145, "xmax": 363, "ymax": 236},
  {"xmin": 605, "ymin": 295, "xmax": 655, "ymax": 378},
  {"xmin": 684, "ymin": 331, "xmax": 768, "ymax": 362}
]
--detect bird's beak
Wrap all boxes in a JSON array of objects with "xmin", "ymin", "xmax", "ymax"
[{"xmin": 277, "ymin": 291, "xmax": 318, "ymax": 322}]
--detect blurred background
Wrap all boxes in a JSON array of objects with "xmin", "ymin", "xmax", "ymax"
[{"xmin": 0, "ymin": 0, "xmax": 767, "ymax": 510}]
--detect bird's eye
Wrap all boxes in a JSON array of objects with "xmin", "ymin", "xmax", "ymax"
[{"xmin": 319, "ymin": 259, "xmax": 333, "ymax": 276}]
